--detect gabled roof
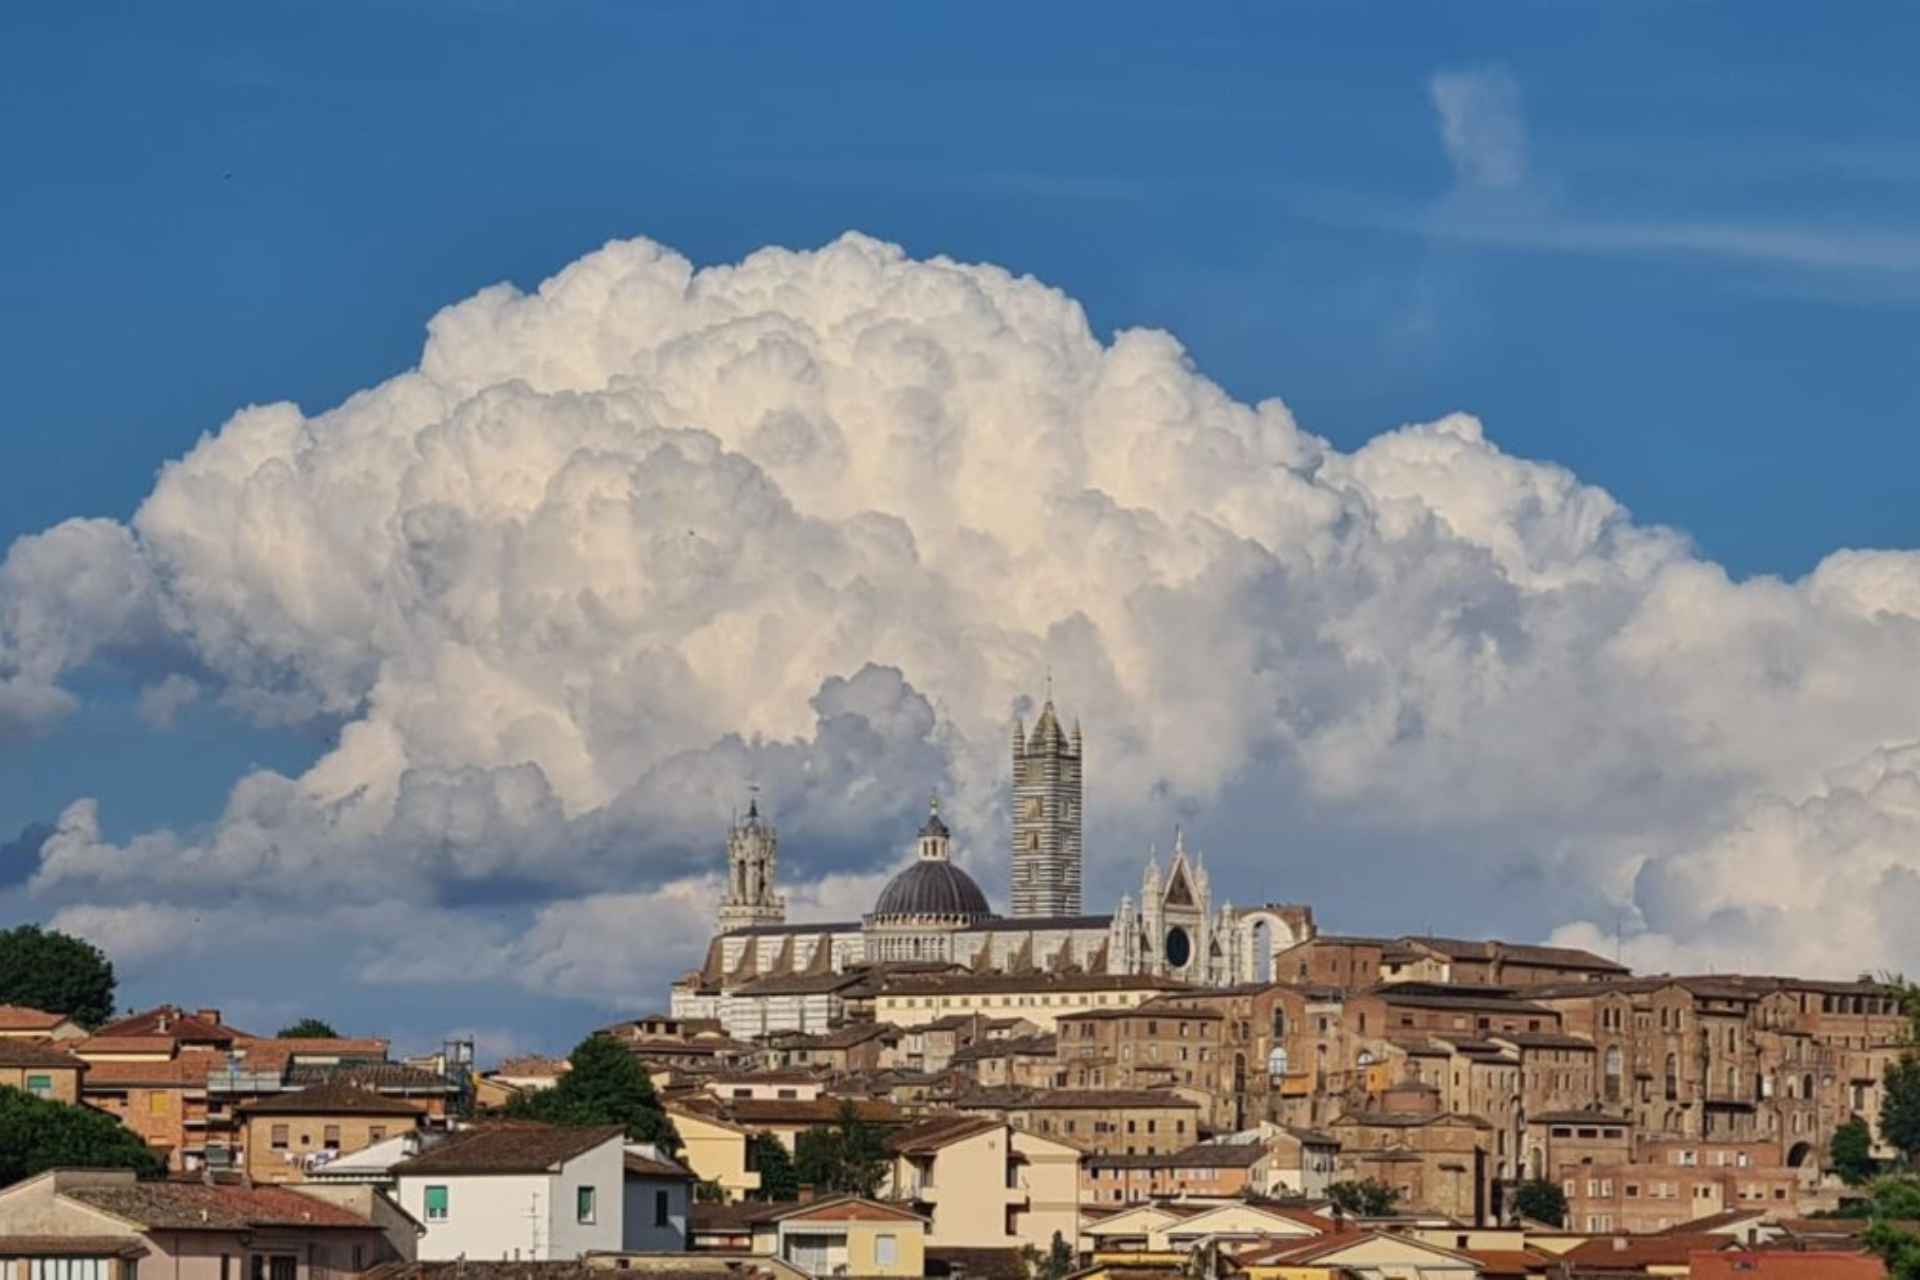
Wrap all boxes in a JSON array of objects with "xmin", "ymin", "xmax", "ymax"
[
  {"xmin": 239, "ymin": 1081, "xmax": 428, "ymax": 1117},
  {"xmin": 0, "ymin": 1040, "xmax": 86, "ymax": 1069},
  {"xmin": 61, "ymin": 1182, "xmax": 375, "ymax": 1231},
  {"xmin": 92, "ymin": 1006, "xmax": 251, "ymax": 1042},
  {"xmin": 391, "ymin": 1124, "xmax": 624, "ymax": 1174},
  {"xmin": 692, "ymin": 1196, "xmax": 925, "ymax": 1228},
  {"xmin": 0, "ymin": 1004, "xmax": 74, "ymax": 1032},
  {"xmin": 1561, "ymin": 1233, "xmax": 1737, "ymax": 1268},
  {"xmin": 887, "ymin": 1113, "xmax": 1003, "ymax": 1154}
]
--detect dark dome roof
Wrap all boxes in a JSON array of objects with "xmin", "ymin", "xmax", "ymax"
[{"xmin": 872, "ymin": 859, "xmax": 991, "ymax": 922}]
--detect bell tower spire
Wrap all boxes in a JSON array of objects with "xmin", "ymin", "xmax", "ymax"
[
  {"xmin": 718, "ymin": 787, "xmax": 785, "ymax": 932},
  {"xmin": 1011, "ymin": 685, "xmax": 1083, "ymax": 917}
]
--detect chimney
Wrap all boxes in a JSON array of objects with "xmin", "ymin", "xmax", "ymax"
[
  {"xmin": 1612, "ymin": 1236, "xmax": 1627, "ymax": 1252},
  {"xmin": 796, "ymin": 1184, "xmax": 815, "ymax": 1203},
  {"xmin": 197, "ymin": 1008, "xmax": 222, "ymax": 1025}
]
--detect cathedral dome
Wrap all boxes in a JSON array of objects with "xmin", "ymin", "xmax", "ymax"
[{"xmin": 871, "ymin": 858, "xmax": 991, "ymax": 923}]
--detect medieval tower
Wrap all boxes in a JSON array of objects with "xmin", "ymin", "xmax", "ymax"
[
  {"xmin": 1010, "ymin": 690, "xmax": 1084, "ymax": 917},
  {"xmin": 717, "ymin": 796, "xmax": 786, "ymax": 931}
]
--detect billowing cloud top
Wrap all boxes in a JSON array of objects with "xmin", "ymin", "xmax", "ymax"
[{"xmin": 3, "ymin": 233, "xmax": 1918, "ymax": 1027}]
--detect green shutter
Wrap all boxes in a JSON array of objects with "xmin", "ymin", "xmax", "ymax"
[
  {"xmin": 424, "ymin": 1186, "xmax": 448, "ymax": 1219},
  {"xmin": 25, "ymin": 1075, "xmax": 51, "ymax": 1095}
]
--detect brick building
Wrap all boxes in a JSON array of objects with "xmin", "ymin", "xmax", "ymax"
[{"xmin": 952, "ymin": 1088, "xmax": 1203, "ymax": 1155}]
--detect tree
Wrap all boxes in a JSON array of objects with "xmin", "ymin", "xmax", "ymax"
[
  {"xmin": 1884, "ymin": 1057, "xmax": 1920, "ymax": 1167},
  {"xmin": 0, "ymin": 925, "xmax": 116, "ymax": 1029},
  {"xmin": 1510, "ymin": 1178, "xmax": 1567, "ymax": 1227},
  {"xmin": 275, "ymin": 1018, "xmax": 340, "ymax": 1039},
  {"xmin": 793, "ymin": 1101, "xmax": 889, "ymax": 1197},
  {"xmin": 0, "ymin": 1087, "xmax": 163, "ymax": 1183},
  {"xmin": 1042, "ymin": 1230, "xmax": 1074, "ymax": 1280},
  {"xmin": 1834, "ymin": 1115, "xmax": 1879, "ymax": 1186},
  {"xmin": 1326, "ymin": 1178, "xmax": 1399, "ymax": 1217},
  {"xmin": 750, "ymin": 1132, "xmax": 799, "ymax": 1200},
  {"xmin": 1858, "ymin": 1177, "xmax": 1920, "ymax": 1279},
  {"xmin": 507, "ymin": 1034, "xmax": 678, "ymax": 1148}
]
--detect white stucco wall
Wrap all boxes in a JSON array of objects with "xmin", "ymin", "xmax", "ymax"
[
  {"xmin": 621, "ymin": 1174, "xmax": 690, "ymax": 1251},
  {"xmin": 398, "ymin": 1137, "xmax": 624, "ymax": 1261}
]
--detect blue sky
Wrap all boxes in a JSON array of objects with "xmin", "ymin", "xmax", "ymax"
[{"xmin": 5, "ymin": 2, "xmax": 1920, "ymax": 1050}]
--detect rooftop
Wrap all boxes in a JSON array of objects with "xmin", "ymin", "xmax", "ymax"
[
  {"xmin": 239, "ymin": 1081, "xmax": 428, "ymax": 1117},
  {"xmin": 62, "ymin": 1181, "xmax": 374, "ymax": 1231},
  {"xmin": 392, "ymin": 1125, "xmax": 625, "ymax": 1174}
]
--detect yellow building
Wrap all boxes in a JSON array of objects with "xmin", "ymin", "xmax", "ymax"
[
  {"xmin": 884, "ymin": 1114, "xmax": 1085, "ymax": 1252},
  {"xmin": 0, "ymin": 1040, "xmax": 87, "ymax": 1103},
  {"xmin": 744, "ymin": 1196, "xmax": 927, "ymax": 1277},
  {"xmin": 237, "ymin": 1081, "xmax": 425, "ymax": 1183},
  {"xmin": 667, "ymin": 1104, "xmax": 762, "ymax": 1201}
]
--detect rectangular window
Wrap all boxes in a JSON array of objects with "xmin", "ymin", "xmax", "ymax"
[
  {"xmin": 271, "ymin": 1124, "xmax": 290, "ymax": 1150},
  {"xmin": 875, "ymin": 1235, "xmax": 897, "ymax": 1268},
  {"xmin": 148, "ymin": 1093, "xmax": 168, "ymax": 1115},
  {"xmin": 270, "ymin": 1258, "xmax": 295, "ymax": 1280},
  {"xmin": 654, "ymin": 1189, "xmax": 670, "ymax": 1227},
  {"xmin": 32, "ymin": 1262, "xmax": 108, "ymax": 1280},
  {"xmin": 424, "ymin": 1186, "xmax": 449, "ymax": 1221},
  {"xmin": 323, "ymin": 1124, "xmax": 341, "ymax": 1151},
  {"xmin": 24, "ymin": 1074, "xmax": 52, "ymax": 1098},
  {"xmin": 577, "ymin": 1185, "xmax": 597, "ymax": 1224}
]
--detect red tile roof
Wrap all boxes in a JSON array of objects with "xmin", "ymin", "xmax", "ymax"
[
  {"xmin": 0, "ymin": 1040, "xmax": 86, "ymax": 1069},
  {"xmin": 238, "ymin": 1082, "xmax": 427, "ymax": 1116},
  {"xmin": 391, "ymin": 1125, "xmax": 624, "ymax": 1174},
  {"xmin": 93, "ymin": 1006, "xmax": 250, "ymax": 1042},
  {"xmin": 0, "ymin": 1005, "xmax": 71, "ymax": 1032},
  {"xmin": 81, "ymin": 1057, "xmax": 215, "ymax": 1088},
  {"xmin": 62, "ymin": 1183, "xmax": 375, "ymax": 1230},
  {"xmin": 1690, "ymin": 1250, "xmax": 1886, "ymax": 1279}
]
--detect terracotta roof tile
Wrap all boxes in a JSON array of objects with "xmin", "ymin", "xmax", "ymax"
[
  {"xmin": 0, "ymin": 1005, "xmax": 70, "ymax": 1032},
  {"xmin": 0, "ymin": 1040, "xmax": 86, "ymax": 1069},
  {"xmin": 82, "ymin": 1057, "xmax": 215, "ymax": 1088},
  {"xmin": 239, "ymin": 1082, "xmax": 428, "ymax": 1116},
  {"xmin": 62, "ymin": 1183, "xmax": 373, "ymax": 1231},
  {"xmin": 0, "ymin": 1237, "xmax": 148, "ymax": 1258},
  {"xmin": 391, "ymin": 1124, "xmax": 624, "ymax": 1174}
]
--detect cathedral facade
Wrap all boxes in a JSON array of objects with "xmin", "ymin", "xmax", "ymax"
[{"xmin": 671, "ymin": 693, "xmax": 1317, "ymax": 1020}]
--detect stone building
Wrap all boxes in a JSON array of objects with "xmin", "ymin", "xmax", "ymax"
[
  {"xmin": 716, "ymin": 798, "xmax": 784, "ymax": 933},
  {"xmin": 952, "ymin": 1087, "xmax": 1205, "ymax": 1156},
  {"xmin": 673, "ymin": 698, "xmax": 1319, "ymax": 1020},
  {"xmin": 1011, "ymin": 696, "xmax": 1083, "ymax": 917}
]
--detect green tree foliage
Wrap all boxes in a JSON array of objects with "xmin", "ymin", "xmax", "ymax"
[
  {"xmin": 0, "ymin": 1087, "xmax": 163, "ymax": 1183},
  {"xmin": 0, "ymin": 925, "xmax": 116, "ymax": 1029},
  {"xmin": 1834, "ymin": 1115, "xmax": 1879, "ymax": 1186},
  {"xmin": 1510, "ymin": 1178, "xmax": 1568, "ymax": 1227},
  {"xmin": 1884, "ymin": 1058, "xmax": 1920, "ymax": 1167},
  {"xmin": 1859, "ymin": 1177, "xmax": 1920, "ymax": 1279},
  {"xmin": 275, "ymin": 1018, "xmax": 340, "ymax": 1039},
  {"xmin": 1044, "ymin": 1230, "xmax": 1075, "ymax": 1280},
  {"xmin": 506, "ymin": 1034, "xmax": 678, "ymax": 1148},
  {"xmin": 750, "ymin": 1132, "xmax": 800, "ymax": 1201},
  {"xmin": 793, "ymin": 1101, "xmax": 889, "ymax": 1197},
  {"xmin": 1326, "ymin": 1178, "xmax": 1399, "ymax": 1217}
]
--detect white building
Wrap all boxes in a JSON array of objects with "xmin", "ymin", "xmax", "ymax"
[
  {"xmin": 621, "ymin": 1143, "xmax": 695, "ymax": 1252},
  {"xmin": 393, "ymin": 1125, "xmax": 626, "ymax": 1260}
]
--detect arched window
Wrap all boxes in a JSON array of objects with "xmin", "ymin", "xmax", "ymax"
[
  {"xmin": 1803, "ymin": 1073, "xmax": 1815, "ymax": 1100},
  {"xmin": 1665, "ymin": 1053, "xmax": 1679, "ymax": 1101},
  {"xmin": 1273, "ymin": 1008, "xmax": 1288, "ymax": 1039},
  {"xmin": 1604, "ymin": 1047, "xmax": 1624, "ymax": 1102}
]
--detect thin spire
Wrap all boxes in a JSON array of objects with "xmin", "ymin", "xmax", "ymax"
[
  {"xmin": 1044, "ymin": 665, "xmax": 1053, "ymax": 705},
  {"xmin": 747, "ymin": 780, "xmax": 760, "ymax": 820}
]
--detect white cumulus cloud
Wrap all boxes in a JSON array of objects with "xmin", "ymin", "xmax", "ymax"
[{"xmin": 3, "ymin": 231, "xmax": 1919, "ymax": 1027}]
